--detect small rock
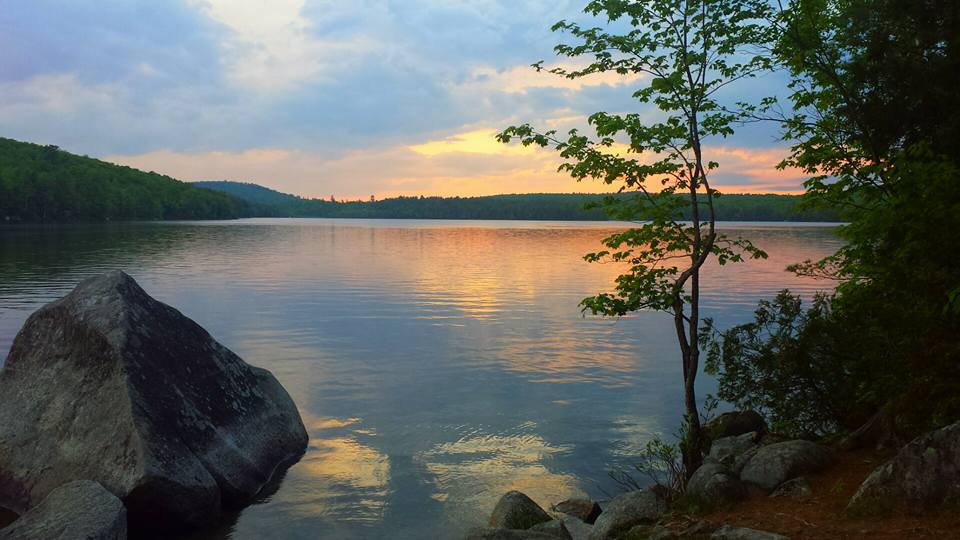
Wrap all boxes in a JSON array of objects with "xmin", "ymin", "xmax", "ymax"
[
  {"xmin": 621, "ymin": 524, "xmax": 677, "ymax": 539},
  {"xmin": 769, "ymin": 477, "xmax": 812, "ymax": 501},
  {"xmin": 704, "ymin": 411, "xmax": 767, "ymax": 441},
  {"xmin": 554, "ymin": 498, "xmax": 602, "ymax": 524},
  {"xmin": 710, "ymin": 525, "xmax": 790, "ymax": 540},
  {"xmin": 530, "ymin": 519, "xmax": 573, "ymax": 540},
  {"xmin": 490, "ymin": 491, "xmax": 552, "ymax": 530},
  {"xmin": 707, "ymin": 433, "xmax": 759, "ymax": 467},
  {"xmin": 740, "ymin": 440, "xmax": 831, "ymax": 492},
  {"xmin": 649, "ymin": 525, "xmax": 679, "ymax": 540},
  {"xmin": 621, "ymin": 525, "xmax": 649, "ymax": 539},
  {"xmin": 560, "ymin": 517, "xmax": 593, "ymax": 540},
  {"xmin": 732, "ymin": 446, "xmax": 761, "ymax": 476},
  {"xmin": 686, "ymin": 463, "xmax": 747, "ymax": 509},
  {"xmin": 588, "ymin": 489, "xmax": 667, "ymax": 540},
  {"xmin": 847, "ymin": 420, "xmax": 960, "ymax": 516},
  {"xmin": 0, "ymin": 480, "xmax": 126, "ymax": 540},
  {"xmin": 681, "ymin": 520, "xmax": 719, "ymax": 536},
  {"xmin": 465, "ymin": 527, "xmax": 565, "ymax": 540}
]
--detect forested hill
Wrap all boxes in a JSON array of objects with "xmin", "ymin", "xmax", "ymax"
[
  {"xmin": 196, "ymin": 181, "xmax": 844, "ymax": 222},
  {"xmin": 0, "ymin": 138, "xmax": 252, "ymax": 223},
  {"xmin": 0, "ymin": 136, "xmax": 842, "ymax": 224}
]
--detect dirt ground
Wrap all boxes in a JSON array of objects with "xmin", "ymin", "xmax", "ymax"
[{"xmin": 677, "ymin": 448, "xmax": 960, "ymax": 539}]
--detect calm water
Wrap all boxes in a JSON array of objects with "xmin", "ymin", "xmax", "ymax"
[{"xmin": 0, "ymin": 219, "xmax": 842, "ymax": 539}]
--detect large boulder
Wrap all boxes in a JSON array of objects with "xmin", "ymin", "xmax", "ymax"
[
  {"xmin": 0, "ymin": 480, "xmax": 126, "ymax": 540},
  {"xmin": 0, "ymin": 272, "xmax": 309, "ymax": 533},
  {"xmin": 847, "ymin": 420, "xmax": 960, "ymax": 516},
  {"xmin": 739, "ymin": 441, "xmax": 831, "ymax": 492},
  {"xmin": 588, "ymin": 489, "xmax": 667, "ymax": 540},
  {"xmin": 489, "ymin": 491, "xmax": 552, "ymax": 530},
  {"xmin": 686, "ymin": 463, "xmax": 747, "ymax": 509},
  {"xmin": 554, "ymin": 498, "xmax": 602, "ymax": 524}
]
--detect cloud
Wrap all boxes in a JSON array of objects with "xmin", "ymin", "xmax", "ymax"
[
  {"xmin": 409, "ymin": 129, "xmax": 534, "ymax": 157},
  {"xmin": 189, "ymin": 0, "xmax": 377, "ymax": 93},
  {"xmin": 454, "ymin": 63, "xmax": 644, "ymax": 94},
  {"xmin": 2, "ymin": 0, "xmax": 799, "ymax": 196}
]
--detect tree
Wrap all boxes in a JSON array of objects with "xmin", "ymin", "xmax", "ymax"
[
  {"xmin": 498, "ymin": 0, "xmax": 773, "ymax": 474},
  {"xmin": 707, "ymin": 0, "xmax": 960, "ymax": 437}
]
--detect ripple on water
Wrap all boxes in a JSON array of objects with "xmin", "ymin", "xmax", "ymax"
[{"xmin": 0, "ymin": 220, "xmax": 843, "ymax": 538}]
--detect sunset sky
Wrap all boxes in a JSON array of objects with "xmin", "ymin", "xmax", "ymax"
[{"xmin": 0, "ymin": 0, "xmax": 805, "ymax": 199}]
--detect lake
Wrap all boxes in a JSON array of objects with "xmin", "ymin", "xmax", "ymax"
[{"xmin": 0, "ymin": 219, "xmax": 843, "ymax": 539}]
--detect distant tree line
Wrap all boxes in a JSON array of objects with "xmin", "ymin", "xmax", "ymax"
[
  {"xmin": 0, "ymin": 136, "xmax": 843, "ymax": 224},
  {"xmin": 196, "ymin": 181, "xmax": 844, "ymax": 222},
  {"xmin": 0, "ymin": 138, "xmax": 252, "ymax": 223}
]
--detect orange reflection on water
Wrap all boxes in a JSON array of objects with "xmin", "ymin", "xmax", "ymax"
[
  {"xmin": 416, "ymin": 421, "xmax": 584, "ymax": 527},
  {"xmin": 283, "ymin": 416, "xmax": 390, "ymax": 524}
]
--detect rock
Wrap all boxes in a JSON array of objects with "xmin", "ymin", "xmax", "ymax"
[
  {"xmin": 847, "ymin": 420, "xmax": 960, "ymax": 516},
  {"xmin": 710, "ymin": 525, "xmax": 789, "ymax": 540},
  {"xmin": 554, "ymin": 498, "xmax": 602, "ymax": 524},
  {"xmin": 0, "ymin": 480, "xmax": 126, "ymax": 540},
  {"xmin": 740, "ymin": 441, "xmax": 831, "ymax": 492},
  {"xmin": 0, "ymin": 271, "xmax": 309, "ymax": 533},
  {"xmin": 706, "ymin": 433, "xmax": 760, "ymax": 468},
  {"xmin": 704, "ymin": 411, "xmax": 767, "ymax": 441},
  {"xmin": 623, "ymin": 524, "xmax": 677, "ymax": 539},
  {"xmin": 769, "ymin": 477, "xmax": 812, "ymax": 501},
  {"xmin": 681, "ymin": 520, "xmax": 719, "ymax": 536},
  {"xmin": 648, "ymin": 525, "xmax": 678, "ymax": 540},
  {"xmin": 588, "ymin": 489, "xmax": 667, "ymax": 540},
  {"xmin": 465, "ymin": 527, "xmax": 565, "ymax": 540},
  {"xmin": 530, "ymin": 519, "xmax": 574, "ymax": 539},
  {"xmin": 686, "ymin": 463, "xmax": 747, "ymax": 509},
  {"xmin": 490, "ymin": 491, "xmax": 552, "ymax": 530},
  {"xmin": 560, "ymin": 516, "xmax": 593, "ymax": 540},
  {"xmin": 732, "ymin": 446, "xmax": 761, "ymax": 476}
]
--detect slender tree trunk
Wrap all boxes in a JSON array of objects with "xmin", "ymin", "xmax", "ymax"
[
  {"xmin": 684, "ymin": 268, "xmax": 704, "ymax": 476},
  {"xmin": 681, "ymin": 107, "xmax": 707, "ymax": 477}
]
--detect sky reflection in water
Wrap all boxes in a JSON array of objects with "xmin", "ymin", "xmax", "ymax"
[{"xmin": 0, "ymin": 219, "xmax": 843, "ymax": 539}]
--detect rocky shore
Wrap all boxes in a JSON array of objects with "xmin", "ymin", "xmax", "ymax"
[
  {"xmin": 0, "ymin": 271, "xmax": 309, "ymax": 538},
  {"xmin": 469, "ymin": 411, "xmax": 960, "ymax": 539}
]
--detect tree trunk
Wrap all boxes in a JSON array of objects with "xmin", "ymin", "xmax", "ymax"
[{"xmin": 682, "ymin": 359, "xmax": 704, "ymax": 476}]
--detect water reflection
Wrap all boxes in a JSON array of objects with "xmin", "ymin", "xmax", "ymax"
[
  {"xmin": 0, "ymin": 219, "xmax": 843, "ymax": 539},
  {"xmin": 417, "ymin": 422, "xmax": 581, "ymax": 531}
]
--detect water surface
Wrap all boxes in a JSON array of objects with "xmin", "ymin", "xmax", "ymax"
[{"xmin": 0, "ymin": 219, "xmax": 843, "ymax": 539}]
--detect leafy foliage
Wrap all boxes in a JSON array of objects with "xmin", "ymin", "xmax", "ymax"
[
  {"xmin": 703, "ymin": 291, "xmax": 889, "ymax": 438},
  {"xmin": 709, "ymin": 0, "xmax": 960, "ymax": 438},
  {"xmin": 609, "ymin": 436, "xmax": 686, "ymax": 497},
  {"xmin": 0, "ymin": 138, "xmax": 251, "ymax": 222}
]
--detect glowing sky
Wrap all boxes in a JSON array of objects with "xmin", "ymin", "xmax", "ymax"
[{"xmin": 0, "ymin": 1, "xmax": 804, "ymax": 198}]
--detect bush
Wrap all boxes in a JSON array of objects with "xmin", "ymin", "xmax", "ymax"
[{"xmin": 701, "ymin": 291, "xmax": 885, "ymax": 438}]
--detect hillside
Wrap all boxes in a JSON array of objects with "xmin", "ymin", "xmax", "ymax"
[
  {"xmin": 0, "ymin": 138, "xmax": 252, "ymax": 223},
  {"xmin": 0, "ymin": 137, "xmax": 843, "ymax": 224},
  {"xmin": 197, "ymin": 181, "xmax": 843, "ymax": 222}
]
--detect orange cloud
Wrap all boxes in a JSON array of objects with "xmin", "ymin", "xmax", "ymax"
[{"xmin": 105, "ymin": 130, "xmax": 806, "ymax": 199}]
